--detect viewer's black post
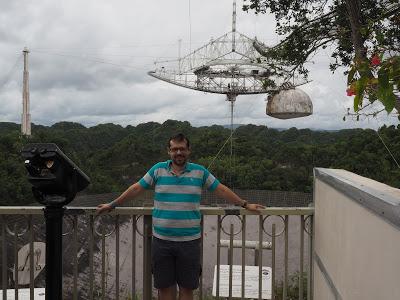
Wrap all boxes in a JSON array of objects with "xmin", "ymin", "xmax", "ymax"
[
  {"xmin": 22, "ymin": 143, "xmax": 90, "ymax": 300},
  {"xmin": 44, "ymin": 206, "xmax": 64, "ymax": 299}
]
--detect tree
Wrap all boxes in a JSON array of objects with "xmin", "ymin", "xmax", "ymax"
[
  {"xmin": 243, "ymin": 0, "xmax": 400, "ymax": 116},
  {"xmin": 0, "ymin": 120, "xmax": 399, "ymax": 204}
]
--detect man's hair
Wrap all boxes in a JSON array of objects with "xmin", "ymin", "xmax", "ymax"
[{"xmin": 168, "ymin": 133, "xmax": 190, "ymax": 149}]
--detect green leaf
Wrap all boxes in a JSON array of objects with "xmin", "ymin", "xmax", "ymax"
[
  {"xmin": 392, "ymin": 56, "xmax": 400, "ymax": 72},
  {"xmin": 347, "ymin": 66, "xmax": 356, "ymax": 85},
  {"xmin": 353, "ymin": 76, "xmax": 368, "ymax": 110},
  {"xmin": 368, "ymin": 92, "xmax": 377, "ymax": 103},
  {"xmin": 375, "ymin": 30, "xmax": 385, "ymax": 44},
  {"xmin": 358, "ymin": 76, "xmax": 368, "ymax": 93},
  {"xmin": 360, "ymin": 27, "xmax": 367, "ymax": 36},
  {"xmin": 354, "ymin": 94, "xmax": 361, "ymax": 112},
  {"xmin": 381, "ymin": 90, "xmax": 396, "ymax": 113},
  {"xmin": 358, "ymin": 61, "xmax": 371, "ymax": 77},
  {"xmin": 392, "ymin": 57, "xmax": 400, "ymax": 86},
  {"xmin": 376, "ymin": 64, "xmax": 398, "ymax": 112},
  {"xmin": 378, "ymin": 67, "xmax": 390, "ymax": 90}
]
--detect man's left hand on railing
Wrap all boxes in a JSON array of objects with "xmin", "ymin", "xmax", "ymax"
[
  {"xmin": 245, "ymin": 203, "xmax": 266, "ymax": 212},
  {"xmin": 96, "ymin": 203, "xmax": 114, "ymax": 214},
  {"xmin": 214, "ymin": 184, "xmax": 266, "ymax": 211},
  {"xmin": 96, "ymin": 183, "xmax": 145, "ymax": 215}
]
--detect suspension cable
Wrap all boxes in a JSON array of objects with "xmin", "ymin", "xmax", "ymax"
[
  {"xmin": 0, "ymin": 54, "xmax": 22, "ymax": 92},
  {"xmin": 375, "ymin": 126, "xmax": 400, "ymax": 169},
  {"xmin": 207, "ymin": 131, "xmax": 234, "ymax": 171},
  {"xmin": 32, "ymin": 50, "xmax": 151, "ymax": 70}
]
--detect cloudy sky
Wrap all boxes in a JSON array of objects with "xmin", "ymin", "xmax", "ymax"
[{"xmin": 0, "ymin": 0, "xmax": 397, "ymax": 130}]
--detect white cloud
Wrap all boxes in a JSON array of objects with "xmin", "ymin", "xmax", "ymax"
[{"xmin": 0, "ymin": 0, "xmax": 397, "ymax": 130}]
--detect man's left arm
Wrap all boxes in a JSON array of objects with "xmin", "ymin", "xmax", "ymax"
[{"xmin": 213, "ymin": 183, "xmax": 265, "ymax": 211}]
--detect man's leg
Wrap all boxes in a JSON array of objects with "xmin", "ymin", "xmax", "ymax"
[
  {"xmin": 178, "ymin": 287, "xmax": 193, "ymax": 300},
  {"xmin": 158, "ymin": 285, "xmax": 176, "ymax": 300},
  {"xmin": 152, "ymin": 238, "xmax": 176, "ymax": 299},
  {"xmin": 176, "ymin": 239, "xmax": 201, "ymax": 300}
]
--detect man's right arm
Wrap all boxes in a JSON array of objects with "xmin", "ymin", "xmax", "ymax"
[{"xmin": 96, "ymin": 182, "xmax": 145, "ymax": 214}]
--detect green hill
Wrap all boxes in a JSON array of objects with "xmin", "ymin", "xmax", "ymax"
[{"xmin": 0, "ymin": 120, "xmax": 399, "ymax": 205}]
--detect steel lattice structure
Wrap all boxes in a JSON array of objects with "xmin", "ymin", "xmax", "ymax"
[
  {"xmin": 148, "ymin": 1, "xmax": 304, "ymax": 98},
  {"xmin": 148, "ymin": 30, "xmax": 300, "ymax": 96}
]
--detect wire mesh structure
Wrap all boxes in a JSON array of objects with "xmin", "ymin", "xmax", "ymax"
[{"xmin": 148, "ymin": 0, "xmax": 306, "ymax": 101}]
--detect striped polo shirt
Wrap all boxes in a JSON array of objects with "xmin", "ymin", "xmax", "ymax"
[{"xmin": 138, "ymin": 160, "xmax": 220, "ymax": 241}]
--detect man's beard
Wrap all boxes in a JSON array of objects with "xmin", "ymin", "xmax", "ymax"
[{"xmin": 172, "ymin": 155, "xmax": 187, "ymax": 166}]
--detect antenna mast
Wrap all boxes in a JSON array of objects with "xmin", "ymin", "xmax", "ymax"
[
  {"xmin": 178, "ymin": 39, "xmax": 182, "ymax": 74},
  {"xmin": 21, "ymin": 47, "xmax": 31, "ymax": 136},
  {"xmin": 232, "ymin": 0, "xmax": 236, "ymax": 52}
]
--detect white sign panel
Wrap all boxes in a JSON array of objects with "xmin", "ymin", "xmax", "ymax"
[
  {"xmin": 12, "ymin": 242, "xmax": 46, "ymax": 285},
  {"xmin": 212, "ymin": 265, "xmax": 272, "ymax": 299},
  {"xmin": 0, "ymin": 288, "xmax": 45, "ymax": 300}
]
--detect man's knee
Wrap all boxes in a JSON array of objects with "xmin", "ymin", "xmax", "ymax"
[
  {"xmin": 158, "ymin": 285, "xmax": 176, "ymax": 300},
  {"xmin": 178, "ymin": 286, "xmax": 194, "ymax": 300}
]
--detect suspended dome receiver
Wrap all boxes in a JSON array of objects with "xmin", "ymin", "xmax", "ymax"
[{"xmin": 266, "ymin": 88, "xmax": 313, "ymax": 119}]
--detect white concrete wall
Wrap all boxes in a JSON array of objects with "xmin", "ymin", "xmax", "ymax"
[{"xmin": 313, "ymin": 168, "xmax": 400, "ymax": 300}]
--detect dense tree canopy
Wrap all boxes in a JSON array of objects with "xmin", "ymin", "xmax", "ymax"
[
  {"xmin": 243, "ymin": 0, "xmax": 400, "ymax": 115},
  {"xmin": 0, "ymin": 121, "xmax": 399, "ymax": 205}
]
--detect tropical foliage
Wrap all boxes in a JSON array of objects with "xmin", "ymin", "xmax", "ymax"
[
  {"xmin": 0, "ymin": 121, "xmax": 399, "ymax": 205},
  {"xmin": 243, "ymin": 0, "xmax": 400, "ymax": 115}
]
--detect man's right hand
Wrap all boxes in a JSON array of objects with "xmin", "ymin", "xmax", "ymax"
[{"xmin": 96, "ymin": 203, "xmax": 113, "ymax": 214}]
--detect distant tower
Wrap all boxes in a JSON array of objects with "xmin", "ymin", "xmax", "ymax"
[{"xmin": 21, "ymin": 47, "xmax": 31, "ymax": 136}]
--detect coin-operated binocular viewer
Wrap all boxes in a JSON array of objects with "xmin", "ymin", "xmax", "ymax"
[{"xmin": 22, "ymin": 143, "xmax": 90, "ymax": 300}]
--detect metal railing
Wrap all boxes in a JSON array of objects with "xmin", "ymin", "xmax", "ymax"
[{"xmin": 0, "ymin": 206, "xmax": 314, "ymax": 299}]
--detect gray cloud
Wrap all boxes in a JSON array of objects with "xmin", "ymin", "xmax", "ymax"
[{"xmin": 0, "ymin": 0, "xmax": 397, "ymax": 130}]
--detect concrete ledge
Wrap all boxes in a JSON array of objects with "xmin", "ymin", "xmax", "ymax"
[{"xmin": 314, "ymin": 168, "xmax": 400, "ymax": 230}]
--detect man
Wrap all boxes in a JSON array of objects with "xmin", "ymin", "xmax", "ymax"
[{"xmin": 97, "ymin": 133, "xmax": 265, "ymax": 300}]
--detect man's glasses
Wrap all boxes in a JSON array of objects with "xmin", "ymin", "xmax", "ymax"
[{"xmin": 169, "ymin": 147, "xmax": 189, "ymax": 153}]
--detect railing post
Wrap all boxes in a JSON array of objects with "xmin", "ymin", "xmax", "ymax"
[
  {"xmin": 101, "ymin": 231, "xmax": 106, "ymax": 300},
  {"xmin": 73, "ymin": 215, "xmax": 78, "ymax": 300},
  {"xmin": 241, "ymin": 215, "xmax": 246, "ymax": 300},
  {"xmin": 89, "ymin": 215, "xmax": 94, "ymax": 299},
  {"xmin": 307, "ymin": 215, "xmax": 314, "ymax": 300},
  {"xmin": 1, "ymin": 216, "xmax": 7, "ymax": 300},
  {"xmin": 115, "ymin": 215, "xmax": 120, "ymax": 300},
  {"xmin": 14, "ymin": 224, "xmax": 18, "ymax": 300},
  {"xmin": 283, "ymin": 215, "xmax": 289, "ymax": 300},
  {"xmin": 258, "ymin": 216, "xmax": 263, "ymax": 300},
  {"xmin": 254, "ymin": 249, "xmax": 259, "ymax": 266},
  {"xmin": 299, "ymin": 215, "xmax": 304, "ymax": 300},
  {"xmin": 199, "ymin": 216, "xmax": 204, "ymax": 300},
  {"xmin": 132, "ymin": 216, "xmax": 137, "ymax": 300},
  {"xmin": 216, "ymin": 215, "xmax": 221, "ymax": 299},
  {"xmin": 143, "ymin": 215, "xmax": 152, "ymax": 300},
  {"xmin": 271, "ymin": 224, "xmax": 276, "ymax": 300},
  {"xmin": 29, "ymin": 215, "xmax": 34, "ymax": 300},
  {"xmin": 228, "ymin": 224, "xmax": 234, "ymax": 300}
]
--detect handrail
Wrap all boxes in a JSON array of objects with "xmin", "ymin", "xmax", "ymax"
[{"xmin": 0, "ymin": 206, "xmax": 314, "ymax": 215}]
